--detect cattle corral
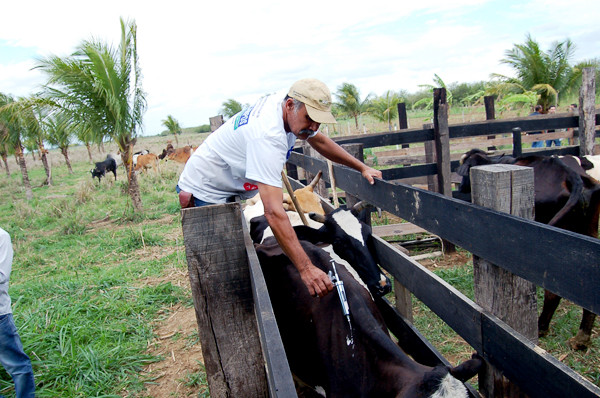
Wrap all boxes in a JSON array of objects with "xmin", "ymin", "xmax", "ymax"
[
  {"xmin": 1, "ymin": 91, "xmax": 599, "ymax": 395},
  {"xmin": 182, "ymin": 89, "xmax": 599, "ymax": 396}
]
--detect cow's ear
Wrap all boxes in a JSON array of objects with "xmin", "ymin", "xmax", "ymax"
[{"xmin": 449, "ymin": 353, "xmax": 483, "ymax": 381}]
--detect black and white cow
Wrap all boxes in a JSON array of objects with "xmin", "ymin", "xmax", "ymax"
[
  {"xmin": 247, "ymin": 202, "xmax": 391, "ymax": 298},
  {"xmin": 254, "ymin": 204, "xmax": 482, "ymax": 397},
  {"xmin": 90, "ymin": 155, "xmax": 117, "ymax": 182}
]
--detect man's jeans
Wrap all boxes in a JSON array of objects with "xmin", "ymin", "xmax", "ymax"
[
  {"xmin": 175, "ymin": 185, "xmax": 213, "ymax": 207},
  {"xmin": 0, "ymin": 313, "xmax": 35, "ymax": 397}
]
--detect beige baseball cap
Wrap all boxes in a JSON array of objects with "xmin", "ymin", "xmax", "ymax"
[{"xmin": 288, "ymin": 78, "xmax": 337, "ymax": 124}]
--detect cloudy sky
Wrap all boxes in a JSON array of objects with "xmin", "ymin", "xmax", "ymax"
[{"xmin": 1, "ymin": 0, "xmax": 599, "ymax": 136}]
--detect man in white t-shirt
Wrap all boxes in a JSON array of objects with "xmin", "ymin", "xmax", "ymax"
[{"xmin": 178, "ymin": 78, "xmax": 382, "ymax": 297}]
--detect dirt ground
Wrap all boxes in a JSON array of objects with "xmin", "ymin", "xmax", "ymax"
[
  {"xmin": 138, "ymin": 245, "xmax": 471, "ymax": 397},
  {"xmin": 139, "ymin": 269, "xmax": 205, "ymax": 398}
]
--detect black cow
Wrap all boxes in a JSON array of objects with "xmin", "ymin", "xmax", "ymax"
[
  {"xmin": 90, "ymin": 156, "xmax": 117, "ymax": 182},
  {"xmin": 457, "ymin": 148, "xmax": 600, "ymax": 349},
  {"xmin": 255, "ymin": 222, "xmax": 482, "ymax": 397}
]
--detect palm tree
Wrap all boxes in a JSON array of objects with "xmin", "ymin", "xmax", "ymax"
[
  {"xmin": 14, "ymin": 97, "xmax": 53, "ymax": 185},
  {"xmin": 492, "ymin": 34, "xmax": 598, "ymax": 111},
  {"xmin": 334, "ymin": 83, "xmax": 372, "ymax": 129},
  {"xmin": 412, "ymin": 74, "xmax": 453, "ymax": 110},
  {"xmin": 0, "ymin": 93, "xmax": 34, "ymax": 199},
  {"xmin": 45, "ymin": 111, "xmax": 74, "ymax": 173},
  {"xmin": 0, "ymin": 123, "xmax": 11, "ymax": 176},
  {"xmin": 36, "ymin": 18, "xmax": 147, "ymax": 211},
  {"xmin": 367, "ymin": 91, "xmax": 403, "ymax": 130},
  {"xmin": 220, "ymin": 99, "xmax": 243, "ymax": 119},
  {"xmin": 162, "ymin": 115, "xmax": 181, "ymax": 145}
]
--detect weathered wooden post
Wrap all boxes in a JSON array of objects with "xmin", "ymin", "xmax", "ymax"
[
  {"xmin": 512, "ymin": 127, "xmax": 523, "ymax": 157},
  {"xmin": 423, "ymin": 123, "xmax": 438, "ymax": 192},
  {"xmin": 301, "ymin": 142, "xmax": 328, "ymax": 198},
  {"xmin": 471, "ymin": 164, "xmax": 538, "ymax": 398},
  {"xmin": 340, "ymin": 143, "xmax": 364, "ymax": 209},
  {"xmin": 397, "ymin": 102, "xmax": 408, "ymax": 130},
  {"xmin": 484, "ymin": 96, "xmax": 497, "ymax": 150},
  {"xmin": 433, "ymin": 88, "xmax": 455, "ymax": 253},
  {"xmin": 579, "ymin": 67, "xmax": 596, "ymax": 156},
  {"xmin": 181, "ymin": 203, "xmax": 269, "ymax": 397},
  {"xmin": 209, "ymin": 115, "xmax": 224, "ymax": 132}
]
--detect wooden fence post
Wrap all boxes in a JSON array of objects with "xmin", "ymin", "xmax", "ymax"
[
  {"xmin": 181, "ymin": 203, "xmax": 269, "ymax": 397},
  {"xmin": 209, "ymin": 115, "xmax": 224, "ymax": 132},
  {"xmin": 397, "ymin": 102, "xmax": 408, "ymax": 130},
  {"xmin": 579, "ymin": 67, "xmax": 596, "ymax": 156},
  {"xmin": 301, "ymin": 142, "xmax": 328, "ymax": 198},
  {"xmin": 471, "ymin": 164, "xmax": 538, "ymax": 398},
  {"xmin": 423, "ymin": 123, "xmax": 438, "ymax": 193},
  {"xmin": 433, "ymin": 88, "xmax": 455, "ymax": 254},
  {"xmin": 512, "ymin": 127, "xmax": 522, "ymax": 157},
  {"xmin": 484, "ymin": 96, "xmax": 497, "ymax": 150}
]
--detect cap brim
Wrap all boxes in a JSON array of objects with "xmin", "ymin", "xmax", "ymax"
[{"xmin": 305, "ymin": 105, "xmax": 337, "ymax": 124}]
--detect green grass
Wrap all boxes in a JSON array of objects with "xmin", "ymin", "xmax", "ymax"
[
  {"xmin": 1, "ymin": 131, "xmax": 598, "ymax": 396},
  {"xmin": 0, "ymin": 153, "xmax": 195, "ymax": 397}
]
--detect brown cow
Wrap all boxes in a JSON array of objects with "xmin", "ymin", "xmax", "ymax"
[
  {"xmin": 134, "ymin": 153, "xmax": 159, "ymax": 174},
  {"xmin": 165, "ymin": 145, "xmax": 197, "ymax": 164}
]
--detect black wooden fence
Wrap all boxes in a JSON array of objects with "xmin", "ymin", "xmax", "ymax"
[
  {"xmin": 183, "ymin": 89, "xmax": 600, "ymax": 397},
  {"xmin": 284, "ymin": 146, "xmax": 600, "ymax": 397}
]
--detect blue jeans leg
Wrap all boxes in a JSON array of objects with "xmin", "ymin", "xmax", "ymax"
[
  {"xmin": 0, "ymin": 314, "xmax": 35, "ymax": 398},
  {"xmin": 531, "ymin": 140, "xmax": 543, "ymax": 148}
]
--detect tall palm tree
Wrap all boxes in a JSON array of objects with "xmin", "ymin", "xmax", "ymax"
[
  {"xmin": 492, "ymin": 34, "xmax": 598, "ymax": 111},
  {"xmin": 220, "ymin": 99, "xmax": 243, "ymax": 119},
  {"xmin": 334, "ymin": 83, "xmax": 372, "ymax": 129},
  {"xmin": 0, "ymin": 93, "xmax": 33, "ymax": 199},
  {"xmin": 45, "ymin": 111, "xmax": 74, "ymax": 173},
  {"xmin": 36, "ymin": 18, "xmax": 147, "ymax": 211},
  {"xmin": 367, "ymin": 91, "xmax": 403, "ymax": 130},
  {"xmin": 161, "ymin": 115, "xmax": 181, "ymax": 145}
]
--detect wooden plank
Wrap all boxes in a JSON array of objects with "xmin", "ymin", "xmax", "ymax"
[
  {"xmin": 481, "ymin": 313, "xmax": 600, "ymax": 398},
  {"xmin": 372, "ymin": 223, "xmax": 427, "ymax": 237},
  {"xmin": 288, "ymin": 152, "xmax": 600, "ymax": 315},
  {"xmin": 373, "ymin": 236, "xmax": 484, "ymax": 349},
  {"xmin": 241, "ymin": 210, "xmax": 298, "ymax": 398},
  {"xmin": 181, "ymin": 203, "xmax": 268, "ymax": 397}
]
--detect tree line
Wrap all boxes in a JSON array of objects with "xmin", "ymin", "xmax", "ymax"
[{"xmin": 221, "ymin": 34, "xmax": 599, "ymax": 131}]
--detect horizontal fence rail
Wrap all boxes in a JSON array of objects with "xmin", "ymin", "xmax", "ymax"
[{"xmin": 328, "ymin": 112, "xmax": 600, "ymax": 149}]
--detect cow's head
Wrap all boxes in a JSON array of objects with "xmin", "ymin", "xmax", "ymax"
[
  {"xmin": 90, "ymin": 168, "xmax": 103, "ymax": 181},
  {"xmin": 300, "ymin": 201, "xmax": 392, "ymax": 298}
]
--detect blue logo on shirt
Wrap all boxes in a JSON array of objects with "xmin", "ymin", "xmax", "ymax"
[{"xmin": 234, "ymin": 105, "xmax": 254, "ymax": 130}]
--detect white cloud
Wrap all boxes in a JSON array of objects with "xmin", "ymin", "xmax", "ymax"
[{"xmin": 1, "ymin": 0, "xmax": 599, "ymax": 135}]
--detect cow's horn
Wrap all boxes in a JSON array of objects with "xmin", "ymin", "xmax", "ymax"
[
  {"xmin": 307, "ymin": 171, "xmax": 323, "ymax": 191},
  {"xmin": 309, "ymin": 212, "xmax": 326, "ymax": 223},
  {"xmin": 351, "ymin": 201, "xmax": 369, "ymax": 213}
]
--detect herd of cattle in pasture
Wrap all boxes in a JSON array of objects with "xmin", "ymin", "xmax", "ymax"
[
  {"xmin": 238, "ymin": 147, "xmax": 599, "ymax": 396},
  {"xmin": 89, "ymin": 142, "xmax": 198, "ymax": 182}
]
